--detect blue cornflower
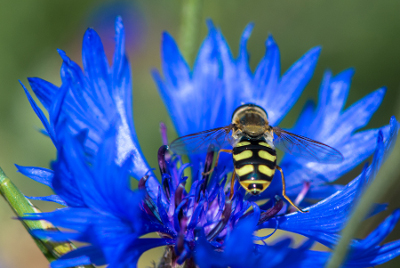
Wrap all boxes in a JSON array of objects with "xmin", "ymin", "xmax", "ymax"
[{"xmin": 18, "ymin": 17, "xmax": 400, "ymax": 268}]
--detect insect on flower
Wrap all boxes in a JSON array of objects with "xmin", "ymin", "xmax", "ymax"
[{"xmin": 170, "ymin": 103, "xmax": 344, "ymax": 212}]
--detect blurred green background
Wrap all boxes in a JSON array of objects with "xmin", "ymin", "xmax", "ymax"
[{"xmin": 0, "ymin": 0, "xmax": 399, "ymax": 267}]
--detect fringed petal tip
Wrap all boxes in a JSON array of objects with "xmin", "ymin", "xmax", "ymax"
[
  {"xmin": 114, "ymin": 16, "xmax": 125, "ymax": 55},
  {"xmin": 25, "ymin": 195, "xmax": 67, "ymax": 206},
  {"xmin": 115, "ymin": 16, "xmax": 124, "ymax": 33},
  {"xmin": 83, "ymin": 27, "xmax": 96, "ymax": 39},
  {"xmin": 389, "ymin": 115, "xmax": 399, "ymax": 132},
  {"xmin": 241, "ymin": 22, "xmax": 254, "ymax": 41},
  {"xmin": 57, "ymin": 49, "xmax": 69, "ymax": 62},
  {"xmin": 333, "ymin": 67, "xmax": 355, "ymax": 82},
  {"xmin": 266, "ymin": 33, "xmax": 277, "ymax": 47},
  {"xmin": 303, "ymin": 45, "xmax": 322, "ymax": 61},
  {"xmin": 161, "ymin": 31, "xmax": 180, "ymax": 55},
  {"xmin": 205, "ymin": 18, "xmax": 215, "ymax": 30},
  {"xmin": 15, "ymin": 164, "xmax": 54, "ymax": 186}
]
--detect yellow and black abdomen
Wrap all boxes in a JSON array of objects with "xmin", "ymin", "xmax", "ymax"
[{"xmin": 232, "ymin": 138, "xmax": 277, "ymax": 195}]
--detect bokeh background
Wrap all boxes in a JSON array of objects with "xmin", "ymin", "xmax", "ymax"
[{"xmin": 0, "ymin": 0, "xmax": 399, "ymax": 267}]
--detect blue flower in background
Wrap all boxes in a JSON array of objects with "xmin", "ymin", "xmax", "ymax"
[{"xmin": 18, "ymin": 18, "xmax": 400, "ymax": 267}]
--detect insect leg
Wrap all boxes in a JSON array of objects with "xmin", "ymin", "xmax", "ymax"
[
  {"xmin": 202, "ymin": 149, "xmax": 233, "ymax": 176},
  {"xmin": 276, "ymin": 166, "xmax": 308, "ymax": 213},
  {"xmin": 229, "ymin": 169, "xmax": 236, "ymax": 200}
]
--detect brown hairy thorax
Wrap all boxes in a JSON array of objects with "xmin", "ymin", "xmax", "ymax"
[{"xmin": 231, "ymin": 104, "xmax": 269, "ymax": 138}]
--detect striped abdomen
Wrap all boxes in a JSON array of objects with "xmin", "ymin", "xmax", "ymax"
[{"xmin": 232, "ymin": 138, "xmax": 277, "ymax": 195}]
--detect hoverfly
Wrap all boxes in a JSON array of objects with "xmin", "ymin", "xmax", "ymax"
[{"xmin": 170, "ymin": 104, "xmax": 343, "ymax": 212}]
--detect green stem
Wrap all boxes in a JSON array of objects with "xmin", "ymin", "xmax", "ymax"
[
  {"xmin": 0, "ymin": 167, "xmax": 94, "ymax": 267},
  {"xmin": 179, "ymin": 0, "xmax": 203, "ymax": 67},
  {"xmin": 327, "ymin": 129, "xmax": 400, "ymax": 267}
]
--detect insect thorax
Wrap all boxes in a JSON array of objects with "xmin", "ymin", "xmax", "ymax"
[
  {"xmin": 231, "ymin": 104, "xmax": 269, "ymax": 138},
  {"xmin": 232, "ymin": 137, "xmax": 277, "ymax": 196}
]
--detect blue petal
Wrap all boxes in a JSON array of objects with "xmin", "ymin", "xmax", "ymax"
[
  {"xmin": 15, "ymin": 165, "xmax": 54, "ymax": 187},
  {"xmin": 23, "ymin": 208, "xmax": 109, "ymax": 232},
  {"xmin": 335, "ymin": 87, "xmax": 386, "ymax": 141},
  {"xmin": 52, "ymin": 154, "xmax": 86, "ymax": 207},
  {"xmin": 341, "ymin": 211, "xmax": 400, "ymax": 267},
  {"xmin": 26, "ymin": 195, "xmax": 66, "ymax": 206},
  {"xmin": 50, "ymin": 246, "xmax": 106, "ymax": 268},
  {"xmin": 50, "ymin": 255, "xmax": 92, "ymax": 268},
  {"xmin": 253, "ymin": 34, "xmax": 280, "ymax": 104},
  {"xmin": 25, "ymin": 18, "xmax": 155, "ymax": 191},
  {"xmin": 237, "ymin": 23, "xmax": 254, "ymax": 75},
  {"xmin": 82, "ymin": 28, "xmax": 110, "ymax": 100},
  {"xmin": 27, "ymin": 77, "xmax": 58, "ymax": 110},
  {"xmin": 161, "ymin": 32, "xmax": 190, "ymax": 90},
  {"xmin": 106, "ymin": 238, "xmax": 175, "ymax": 268},
  {"xmin": 48, "ymin": 84, "xmax": 69, "ymax": 128},
  {"xmin": 361, "ymin": 240, "xmax": 400, "ymax": 266},
  {"xmin": 224, "ymin": 218, "xmax": 256, "ymax": 260},
  {"xmin": 111, "ymin": 18, "xmax": 155, "ymax": 184},
  {"xmin": 195, "ymin": 218, "xmax": 257, "ymax": 268},
  {"xmin": 112, "ymin": 16, "xmax": 125, "ymax": 79},
  {"xmin": 277, "ymin": 69, "xmax": 390, "ymax": 198},
  {"xmin": 315, "ymin": 69, "xmax": 354, "ymax": 126},
  {"xmin": 267, "ymin": 46, "xmax": 321, "ymax": 125},
  {"xmin": 20, "ymin": 81, "xmax": 56, "ymax": 144},
  {"xmin": 358, "ymin": 209, "xmax": 400, "ymax": 250},
  {"xmin": 25, "ymin": 207, "xmax": 142, "ymax": 248},
  {"xmin": 260, "ymin": 171, "xmax": 366, "ymax": 247}
]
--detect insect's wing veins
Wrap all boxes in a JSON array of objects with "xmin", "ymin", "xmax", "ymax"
[
  {"xmin": 170, "ymin": 125, "xmax": 234, "ymax": 155},
  {"xmin": 272, "ymin": 127, "xmax": 344, "ymax": 163}
]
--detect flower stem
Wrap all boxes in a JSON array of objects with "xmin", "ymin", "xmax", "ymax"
[
  {"xmin": 179, "ymin": 0, "xmax": 203, "ymax": 66},
  {"xmin": 0, "ymin": 166, "xmax": 94, "ymax": 267},
  {"xmin": 327, "ymin": 126, "xmax": 400, "ymax": 267}
]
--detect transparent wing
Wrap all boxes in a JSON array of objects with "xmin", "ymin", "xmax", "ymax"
[
  {"xmin": 272, "ymin": 127, "xmax": 344, "ymax": 163},
  {"xmin": 170, "ymin": 125, "xmax": 235, "ymax": 155}
]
